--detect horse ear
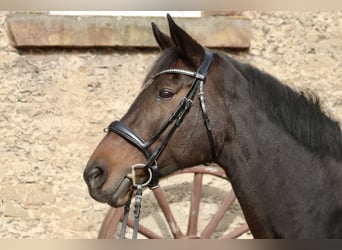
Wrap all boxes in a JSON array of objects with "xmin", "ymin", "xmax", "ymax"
[
  {"xmin": 152, "ymin": 22, "xmax": 174, "ymax": 50},
  {"xmin": 167, "ymin": 14, "xmax": 204, "ymax": 67}
]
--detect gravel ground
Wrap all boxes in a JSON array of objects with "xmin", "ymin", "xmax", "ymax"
[{"xmin": 0, "ymin": 11, "xmax": 341, "ymax": 238}]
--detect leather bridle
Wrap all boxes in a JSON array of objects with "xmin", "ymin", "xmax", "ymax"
[{"xmin": 105, "ymin": 48, "xmax": 215, "ymax": 238}]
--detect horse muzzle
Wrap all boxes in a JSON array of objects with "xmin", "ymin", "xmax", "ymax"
[
  {"xmin": 83, "ymin": 164, "xmax": 131, "ymax": 207},
  {"xmin": 83, "ymin": 162, "xmax": 156, "ymax": 207}
]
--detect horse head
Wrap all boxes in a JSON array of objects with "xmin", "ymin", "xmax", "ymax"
[{"xmin": 83, "ymin": 15, "xmax": 227, "ymax": 207}]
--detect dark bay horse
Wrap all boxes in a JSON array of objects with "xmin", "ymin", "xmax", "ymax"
[{"xmin": 84, "ymin": 15, "xmax": 342, "ymax": 238}]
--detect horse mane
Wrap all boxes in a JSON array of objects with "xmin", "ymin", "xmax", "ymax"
[{"xmin": 226, "ymin": 53, "xmax": 342, "ymax": 162}]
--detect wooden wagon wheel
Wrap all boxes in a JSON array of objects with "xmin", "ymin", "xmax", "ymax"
[{"xmin": 98, "ymin": 165, "xmax": 250, "ymax": 239}]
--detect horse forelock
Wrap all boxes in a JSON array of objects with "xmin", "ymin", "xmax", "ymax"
[
  {"xmin": 142, "ymin": 48, "xmax": 179, "ymax": 87},
  {"xmin": 223, "ymin": 53, "xmax": 342, "ymax": 162},
  {"xmin": 142, "ymin": 47, "xmax": 202, "ymax": 88}
]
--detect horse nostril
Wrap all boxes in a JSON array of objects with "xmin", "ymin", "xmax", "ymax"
[{"xmin": 85, "ymin": 166, "xmax": 106, "ymax": 190}]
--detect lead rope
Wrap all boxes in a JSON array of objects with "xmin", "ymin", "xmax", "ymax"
[
  {"xmin": 119, "ymin": 191, "xmax": 132, "ymax": 239},
  {"xmin": 119, "ymin": 185, "xmax": 143, "ymax": 239},
  {"xmin": 132, "ymin": 184, "xmax": 143, "ymax": 239}
]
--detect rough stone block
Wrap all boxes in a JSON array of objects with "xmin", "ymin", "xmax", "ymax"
[{"xmin": 7, "ymin": 14, "xmax": 251, "ymax": 48}]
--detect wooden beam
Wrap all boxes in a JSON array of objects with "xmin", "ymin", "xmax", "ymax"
[{"xmin": 7, "ymin": 14, "xmax": 251, "ymax": 49}]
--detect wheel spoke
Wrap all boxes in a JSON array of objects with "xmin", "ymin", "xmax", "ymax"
[
  {"xmin": 186, "ymin": 173, "xmax": 203, "ymax": 237},
  {"xmin": 124, "ymin": 217, "xmax": 164, "ymax": 239},
  {"xmin": 220, "ymin": 223, "xmax": 250, "ymax": 239},
  {"xmin": 152, "ymin": 187, "xmax": 184, "ymax": 238},
  {"xmin": 200, "ymin": 190, "xmax": 236, "ymax": 238},
  {"xmin": 98, "ymin": 207, "xmax": 124, "ymax": 239},
  {"xmin": 97, "ymin": 165, "xmax": 250, "ymax": 239}
]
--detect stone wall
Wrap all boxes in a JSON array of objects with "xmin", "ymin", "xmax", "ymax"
[{"xmin": 0, "ymin": 11, "xmax": 341, "ymax": 238}]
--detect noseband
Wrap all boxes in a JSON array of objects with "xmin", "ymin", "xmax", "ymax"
[{"xmin": 105, "ymin": 49, "xmax": 215, "ymax": 238}]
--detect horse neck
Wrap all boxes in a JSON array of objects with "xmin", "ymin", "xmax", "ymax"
[
  {"xmin": 214, "ymin": 55, "xmax": 342, "ymax": 238},
  {"xmin": 215, "ymin": 63, "xmax": 314, "ymax": 183}
]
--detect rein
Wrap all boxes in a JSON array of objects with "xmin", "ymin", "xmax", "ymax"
[{"xmin": 106, "ymin": 49, "xmax": 215, "ymax": 239}]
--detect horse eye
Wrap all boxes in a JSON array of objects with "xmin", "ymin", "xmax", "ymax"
[{"xmin": 158, "ymin": 89, "xmax": 175, "ymax": 100}]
